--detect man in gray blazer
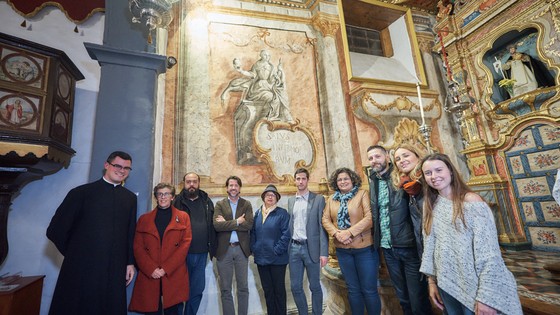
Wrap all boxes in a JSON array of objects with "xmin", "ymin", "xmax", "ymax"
[
  {"xmin": 214, "ymin": 176, "xmax": 254, "ymax": 315},
  {"xmin": 288, "ymin": 168, "xmax": 328, "ymax": 315}
]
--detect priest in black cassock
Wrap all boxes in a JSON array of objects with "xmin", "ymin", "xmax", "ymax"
[{"xmin": 47, "ymin": 151, "xmax": 138, "ymax": 315}]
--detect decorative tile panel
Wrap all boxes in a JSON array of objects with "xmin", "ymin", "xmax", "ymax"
[
  {"xmin": 527, "ymin": 149, "xmax": 560, "ymax": 172},
  {"xmin": 509, "ymin": 129, "xmax": 536, "ymax": 152},
  {"xmin": 541, "ymin": 201, "xmax": 560, "ymax": 222},
  {"xmin": 522, "ymin": 202, "xmax": 538, "ymax": 222},
  {"xmin": 509, "ymin": 156, "xmax": 524, "ymax": 175},
  {"xmin": 528, "ymin": 227, "xmax": 560, "ymax": 250},
  {"xmin": 538, "ymin": 125, "xmax": 560, "ymax": 146},
  {"xmin": 505, "ymin": 123, "xmax": 560, "ymax": 251},
  {"xmin": 516, "ymin": 177, "xmax": 551, "ymax": 198}
]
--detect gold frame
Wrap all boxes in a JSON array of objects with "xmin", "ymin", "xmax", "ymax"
[{"xmin": 337, "ymin": 0, "xmax": 427, "ymax": 87}]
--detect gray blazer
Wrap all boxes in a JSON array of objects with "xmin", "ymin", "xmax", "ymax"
[{"xmin": 287, "ymin": 191, "xmax": 328, "ymax": 263}]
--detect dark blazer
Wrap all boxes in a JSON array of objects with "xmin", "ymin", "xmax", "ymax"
[
  {"xmin": 287, "ymin": 192, "xmax": 328, "ymax": 264},
  {"xmin": 213, "ymin": 197, "xmax": 254, "ymax": 259}
]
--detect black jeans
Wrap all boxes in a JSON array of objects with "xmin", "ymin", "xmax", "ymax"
[
  {"xmin": 383, "ymin": 247, "xmax": 433, "ymax": 315},
  {"xmin": 257, "ymin": 264, "xmax": 287, "ymax": 315}
]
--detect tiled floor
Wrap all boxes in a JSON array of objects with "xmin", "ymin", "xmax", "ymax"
[{"xmin": 503, "ymin": 250, "xmax": 560, "ymax": 307}]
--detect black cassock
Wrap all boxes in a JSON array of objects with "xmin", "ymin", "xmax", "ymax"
[{"xmin": 47, "ymin": 179, "xmax": 137, "ymax": 315}]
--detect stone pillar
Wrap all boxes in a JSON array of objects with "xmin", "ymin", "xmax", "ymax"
[
  {"xmin": 175, "ymin": 1, "xmax": 212, "ymax": 180},
  {"xmin": 85, "ymin": 0, "xmax": 167, "ymax": 213},
  {"xmin": 311, "ymin": 16, "xmax": 354, "ymax": 175}
]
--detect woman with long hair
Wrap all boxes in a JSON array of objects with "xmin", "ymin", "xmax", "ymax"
[
  {"xmin": 322, "ymin": 167, "xmax": 381, "ymax": 315},
  {"xmin": 391, "ymin": 143, "xmax": 426, "ymax": 254},
  {"xmin": 380, "ymin": 144, "xmax": 432, "ymax": 314},
  {"xmin": 420, "ymin": 153, "xmax": 521, "ymax": 315}
]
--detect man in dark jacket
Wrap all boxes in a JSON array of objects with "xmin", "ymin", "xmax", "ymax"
[
  {"xmin": 47, "ymin": 151, "xmax": 137, "ymax": 315},
  {"xmin": 367, "ymin": 145, "xmax": 432, "ymax": 315},
  {"xmin": 173, "ymin": 172, "xmax": 216, "ymax": 315}
]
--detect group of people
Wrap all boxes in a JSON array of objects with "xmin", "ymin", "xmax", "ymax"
[
  {"xmin": 46, "ymin": 147, "xmax": 522, "ymax": 315},
  {"xmin": 46, "ymin": 152, "xmax": 327, "ymax": 315},
  {"xmin": 322, "ymin": 145, "xmax": 521, "ymax": 315}
]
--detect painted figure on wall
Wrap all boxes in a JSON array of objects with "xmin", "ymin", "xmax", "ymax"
[
  {"xmin": 5, "ymin": 99, "xmax": 23, "ymax": 124},
  {"xmin": 223, "ymin": 49, "xmax": 295, "ymax": 165},
  {"xmin": 6, "ymin": 59, "xmax": 37, "ymax": 82}
]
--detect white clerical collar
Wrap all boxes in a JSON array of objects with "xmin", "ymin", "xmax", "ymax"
[{"xmin": 102, "ymin": 177, "xmax": 121, "ymax": 187}]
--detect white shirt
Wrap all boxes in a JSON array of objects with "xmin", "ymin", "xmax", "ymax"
[{"xmin": 292, "ymin": 192, "xmax": 309, "ymax": 240}]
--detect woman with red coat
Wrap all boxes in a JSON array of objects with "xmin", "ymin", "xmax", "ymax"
[{"xmin": 129, "ymin": 183, "xmax": 192, "ymax": 315}]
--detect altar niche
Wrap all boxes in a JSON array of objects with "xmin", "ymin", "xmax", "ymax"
[{"xmin": 483, "ymin": 28, "xmax": 556, "ymax": 105}]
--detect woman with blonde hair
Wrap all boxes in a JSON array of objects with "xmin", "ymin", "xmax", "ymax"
[
  {"xmin": 391, "ymin": 143, "xmax": 426, "ymax": 253},
  {"xmin": 420, "ymin": 153, "xmax": 521, "ymax": 315},
  {"xmin": 371, "ymin": 143, "xmax": 432, "ymax": 314}
]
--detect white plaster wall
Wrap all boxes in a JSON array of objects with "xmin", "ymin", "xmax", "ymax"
[{"xmin": 0, "ymin": 2, "xmax": 103, "ymax": 314}]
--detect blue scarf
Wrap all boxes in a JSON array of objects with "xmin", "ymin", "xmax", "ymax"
[{"xmin": 333, "ymin": 186, "xmax": 358, "ymax": 230}]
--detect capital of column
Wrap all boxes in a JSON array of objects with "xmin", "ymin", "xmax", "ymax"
[{"xmin": 311, "ymin": 14, "xmax": 340, "ymax": 38}]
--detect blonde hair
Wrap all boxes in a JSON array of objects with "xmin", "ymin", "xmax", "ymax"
[
  {"xmin": 420, "ymin": 153, "xmax": 472, "ymax": 235},
  {"xmin": 390, "ymin": 143, "xmax": 425, "ymax": 188}
]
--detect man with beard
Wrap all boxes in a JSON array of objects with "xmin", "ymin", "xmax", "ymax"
[
  {"xmin": 174, "ymin": 172, "xmax": 217, "ymax": 315},
  {"xmin": 367, "ymin": 145, "xmax": 432, "ymax": 315},
  {"xmin": 47, "ymin": 151, "xmax": 137, "ymax": 315},
  {"xmin": 213, "ymin": 176, "xmax": 254, "ymax": 315}
]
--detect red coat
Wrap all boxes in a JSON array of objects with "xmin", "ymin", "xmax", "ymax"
[{"xmin": 129, "ymin": 206, "xmax": 192, "ymax": 312}]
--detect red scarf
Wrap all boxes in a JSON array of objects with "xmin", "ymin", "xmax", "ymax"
[{"xmin": 399, "ymin": 175, "xmax": 422, "ymax": 196}]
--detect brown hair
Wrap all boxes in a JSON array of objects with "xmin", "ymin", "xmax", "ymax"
[
  {"xmin": 328, "ymin": 167, "xmax": 362, "ymax": 192},
  {"xmin": 420, "ymin": 153, "xmax": 472, "ymax": 235}
]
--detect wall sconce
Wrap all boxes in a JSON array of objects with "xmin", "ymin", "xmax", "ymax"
[{"xmin": 129, "ymin": 0, "xmax": 179, "ymax": 41}]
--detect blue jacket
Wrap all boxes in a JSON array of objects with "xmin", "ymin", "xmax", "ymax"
[{"xmin": 250, "ymin": 206, "xmax": 291, "ymax": 265}]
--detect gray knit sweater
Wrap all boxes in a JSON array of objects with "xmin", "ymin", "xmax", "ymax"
[{"xmin": 420, "ymin": 197, "xmax": 522, "ymax": 315}]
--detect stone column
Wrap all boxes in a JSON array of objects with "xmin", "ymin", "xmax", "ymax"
[
  {"xmin": 175, "ymin": 1, "xmax": 212, "ymax": 180},
  {"xmin": 85, "ymin": 0, "xmax": 167, "ymax": 212},
  {"xmin": 311, "ymin": 15, "xmax": 354, "ymax": 176}
]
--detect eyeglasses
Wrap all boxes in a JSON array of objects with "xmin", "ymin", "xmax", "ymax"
[
  {"xmin": 156, "ymin": 192, "xmax": 173, "ymax": 198},
  {"xmin": 109, "ymin": 163, "xmax": 132, "ymax": 172}
]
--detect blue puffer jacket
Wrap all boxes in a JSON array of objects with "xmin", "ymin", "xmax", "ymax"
[{"xmin": 250, "ymin": 206, "xmax": 291, "ymax": 265}]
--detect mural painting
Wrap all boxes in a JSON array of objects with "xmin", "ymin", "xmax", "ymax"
[{"xmin": 210, "ymin": 24, "xmax": 325, "ymax": 184}]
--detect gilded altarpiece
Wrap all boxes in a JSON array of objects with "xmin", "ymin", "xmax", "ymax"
[{"xmin": 436, "ymin": 0, "xmax": 560, "ymax": 250}]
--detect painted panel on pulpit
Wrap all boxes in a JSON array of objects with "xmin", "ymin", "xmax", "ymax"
[{"xmin": 209, "ymin": 23, "xmax": 325, "ymax": 184}]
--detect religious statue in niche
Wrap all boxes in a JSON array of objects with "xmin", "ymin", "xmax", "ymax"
[
  {"xmin": 222, "ymin": 49, "xmax": 295, "ymax": 165},
  {"xmin": 497, "ymin": 45, "xmax": 543, "ymax": 97},
  {"xmin": 486, "ymin": 31, "xmax": 556, "ymax": 103}
]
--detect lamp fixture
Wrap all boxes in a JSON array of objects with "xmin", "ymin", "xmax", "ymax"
[{"xmin": 129, "ymin": 0, "xmax": 180, "ymax": 31}]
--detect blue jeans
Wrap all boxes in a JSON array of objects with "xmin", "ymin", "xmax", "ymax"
[
  {"xmin": 179, "ymin": 253, "xmax": 208, "ymax": 315},
  {"xmin": 439, "ymin": 288, "xmax": 474, "ymax": 315},
  {"xmin": 382, "ymin": 247, "xmax": 433, "ymax": 315},
  {"xmin": 336, "ymin": 246, "xmax": 381, "ymax": 315},
  {"xmin": 289, "ymin": 242, "xmax": 322, "ymax": 315}
]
